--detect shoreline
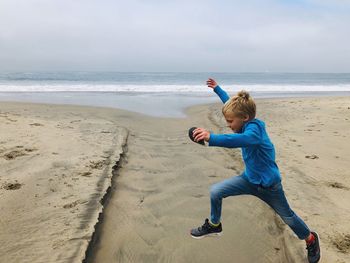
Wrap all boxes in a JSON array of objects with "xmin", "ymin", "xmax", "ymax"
[
  {"xmin": 1, "ymin": 96, "xmax": 350, "ymax": 262},
  {"xmin": 1, "ymin": 91, "xmax": 350, "ymax": 118}
]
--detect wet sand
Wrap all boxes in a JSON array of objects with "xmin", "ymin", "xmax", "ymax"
[{"xmin": 1, "ymin": 96, "xmax": 350, "ymax": 262}]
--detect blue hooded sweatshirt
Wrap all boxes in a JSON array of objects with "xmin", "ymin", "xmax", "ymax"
[{"xmin": 208, "ymin": 86, "xmax": 281, "ymax": 187}]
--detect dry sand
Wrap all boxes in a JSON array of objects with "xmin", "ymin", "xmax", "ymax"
[
  {"xmin": 1, "ymin": 96, "xmax": 350, "ymax": 263},
  {"xmin": 0, "ymin": 103, "xmax": 128, "ymax": 262}
]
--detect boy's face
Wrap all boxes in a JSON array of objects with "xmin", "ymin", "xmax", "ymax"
[{"xmin": 224, "ymin": 114, "xmax": 249, "ymax": 133}]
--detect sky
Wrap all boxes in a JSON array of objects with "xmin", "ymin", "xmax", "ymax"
[{"xmin": 0, "ymin": 0, "xmax": 349, "ymax": 72}]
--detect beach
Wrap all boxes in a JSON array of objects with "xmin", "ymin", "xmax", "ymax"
[{"xmin": 1, "ymin": 96, "xmax": 350, "ymax": 263}]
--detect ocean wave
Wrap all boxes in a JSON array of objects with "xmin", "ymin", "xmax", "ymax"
[{"xmin": 1, "ymin": 84, "xmax": 350, "ymax": 92}]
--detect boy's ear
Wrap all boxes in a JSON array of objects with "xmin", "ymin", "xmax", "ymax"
[{"xmin": 243, "ymin": 115, "xmax": 250, "ymax": 122}]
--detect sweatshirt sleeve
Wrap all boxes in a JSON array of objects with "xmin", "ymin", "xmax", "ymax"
[
  {"xmin": 213, "ymin": 86, "xmax": 230, "ymax": 104},
  {"xmin": 209, "ymin": 123, "xmax": 262, "ymax": 148}
]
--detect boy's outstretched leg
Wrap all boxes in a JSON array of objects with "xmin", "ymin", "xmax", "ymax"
[
  {"xmin": 210, "ymin": 175, "xmax": 254, "ymax": 224},
  {"xmin": 191, "ymin": 175, "xmax": 254, "ymax": 239},
  {"xmin": 256, "ymin": 182, "xmax": 321, "ymax": 263}
]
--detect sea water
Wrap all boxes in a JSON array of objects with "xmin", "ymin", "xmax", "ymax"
[{"xmin": 1, "ymin": 72, "xmax": 350, "ymax": 117}]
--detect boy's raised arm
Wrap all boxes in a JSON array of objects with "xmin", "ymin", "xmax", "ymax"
[{"xmin": 206, "ymin": 78, "xmax": 230, "ymax": 104}]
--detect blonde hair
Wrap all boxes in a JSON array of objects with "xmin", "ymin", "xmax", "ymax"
[{"xmin": 222, "ymin": 90, "xmax": 256, "ymax": 120}]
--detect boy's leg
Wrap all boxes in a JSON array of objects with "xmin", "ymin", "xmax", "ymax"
[
  {"xmin": 256, "ymin": 182, "xmax": 321, "ymax": 262},
  {"xmin": 210, "ymin": 174, "xmax": 256, "ymax": 224},
  {"xmin": 255, "ymin": 182, "xmax": 310, "ymax": 240},
  {"xmin": 191, "ymin": 174, "xmax": 255, "ymax": 239}
]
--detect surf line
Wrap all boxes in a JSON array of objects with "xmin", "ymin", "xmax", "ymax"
[{"xmin": 82, "ymin": 130, "xmax": 129, "ymax": 263}]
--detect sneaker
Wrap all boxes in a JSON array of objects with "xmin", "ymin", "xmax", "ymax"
[
  {"xmin": 190, "ymin": 218, "xmax": 222, "ymax": 239},
  {"xmin": 306, "ymin": 231, "xmax": 321, "ymax": 263}
]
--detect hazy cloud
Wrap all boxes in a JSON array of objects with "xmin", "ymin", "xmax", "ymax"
[{"xmin": 0, "ymin": 0, "xmax": 349, "ymax": 72}]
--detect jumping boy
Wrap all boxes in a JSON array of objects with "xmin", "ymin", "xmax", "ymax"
[{"xmin": 190, "ymin": 78, "xmax": 321, "ymax": 263}]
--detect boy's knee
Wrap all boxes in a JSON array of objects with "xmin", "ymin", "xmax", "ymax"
[{"xmin": 210, "ymin": 184, "xmax": 223, "ymax": 200}]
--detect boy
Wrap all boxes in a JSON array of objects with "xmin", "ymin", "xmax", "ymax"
[{"xmin": 190, "ymin": 78, "xmax": 321, "ymax": 263}]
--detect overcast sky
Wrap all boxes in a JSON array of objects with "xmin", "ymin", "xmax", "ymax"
[{"xmin": 0, "ymin": 0, "xmax": 349, "ymax": 72}]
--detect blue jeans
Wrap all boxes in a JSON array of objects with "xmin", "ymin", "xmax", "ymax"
[{"xmin": 210, "ymin": 175, "xmax": 310, "ymax": 240}]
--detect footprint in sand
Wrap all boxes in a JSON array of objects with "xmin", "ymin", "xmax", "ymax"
[
  {"xmin": 29, "ymin": 123, "xmax": 44, "ymax": 127},
  {"xmin": 332, "ymin": 233, "xmax": 350, "ymax": 253},
  {"xmin": 63, "ymin": 199, "xmax": 88, "ymax": 209},
  {"xmin": 88, "ymin": 160, "xmax": 109, "ymax": 170},
  {"xmin": 63, "ymin": 182, "xmax": 73, "ymax": 188},
  {"xmin": 79, "ymin": 171, "xmax": 92, "ymax": 177},
  {"xmin": 70, "ymin": 120, "xmax": 81, "ymax": 124},
  {"xmin": 305, "ymin": 154, "xmax": 319, "ymax": 160},
  {"xmin": 326, "ymin": 181, "xmax": 350, "ymax": 190},
  {"xmin": 63, "ymin": 200, "xmax": 80, "ymax": 209},
  {"xmin": 2, "ymin": 147, "xmax": 38, "ymax": 160},
  {"xmin": 25, "ymin": 147, "xmax": 37, "ymax": 153},
  {"xmin": 2, "ymin": 150, "xmax": 27, "ymax": 160},
  {"xmin": 2, "ymin": 182, "xmax": 23, "ymax": 190}
]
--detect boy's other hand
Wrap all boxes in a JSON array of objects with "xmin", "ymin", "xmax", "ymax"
[
  {"xmin": 193, "ymin": 128, "xmax": 210, "ymax": 142},
  {"xmin": 206, "ymin": 78, "xmax": 218, "ymax": 89}
]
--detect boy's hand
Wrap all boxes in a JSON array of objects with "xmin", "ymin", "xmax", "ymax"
[
  {"xmin": 206, "ymin": 78, "xmax": 218, "ymax": 89},
  {"xmin": 193, "ymin": 128, "xmax": 210, "ymax": 142}
]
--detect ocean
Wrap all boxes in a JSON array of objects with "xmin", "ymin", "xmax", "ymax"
[{"xmin": 1, "ymin": 72, "xmax": 350, "ymax": 117}]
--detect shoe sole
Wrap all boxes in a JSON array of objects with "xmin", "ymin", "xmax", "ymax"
[
  {"xmin": 190, "ymin": 232, "xmax": 223, "ymax": 239},
  {"xmin": 312, "ymin": 231, "xmax": 322, "ymax": 263}
]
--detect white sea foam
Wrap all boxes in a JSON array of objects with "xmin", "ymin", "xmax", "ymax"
[{"xmin": 1, "ymin": 84, "xmax": 350, "ymax": 93}]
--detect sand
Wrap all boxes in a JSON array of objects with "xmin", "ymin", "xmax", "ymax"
[
  {"xmin": 0, "ymin": 103, "xmax": 128, "ymax": 262},
  {"xmin": 1, "ymin": 96, "xmax": 350, "ymax": 263}
]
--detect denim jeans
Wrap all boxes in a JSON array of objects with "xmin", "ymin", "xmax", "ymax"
[{"xmin": 210, "ymin": 174, "xmax": 310, "ymax": 240}]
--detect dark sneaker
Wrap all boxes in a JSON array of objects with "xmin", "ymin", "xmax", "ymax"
[
  {"xmin": 306, "ymin": 231, "xmax": 321, "ymax": 263},
  {"xmin": 190, "ymin": 218, "xmax": 222, "ymax": 239}
]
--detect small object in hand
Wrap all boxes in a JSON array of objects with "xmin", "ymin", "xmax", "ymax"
[{"xmin": 188, "ymin": 127, "xmax": 205, "ymax": 145}]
